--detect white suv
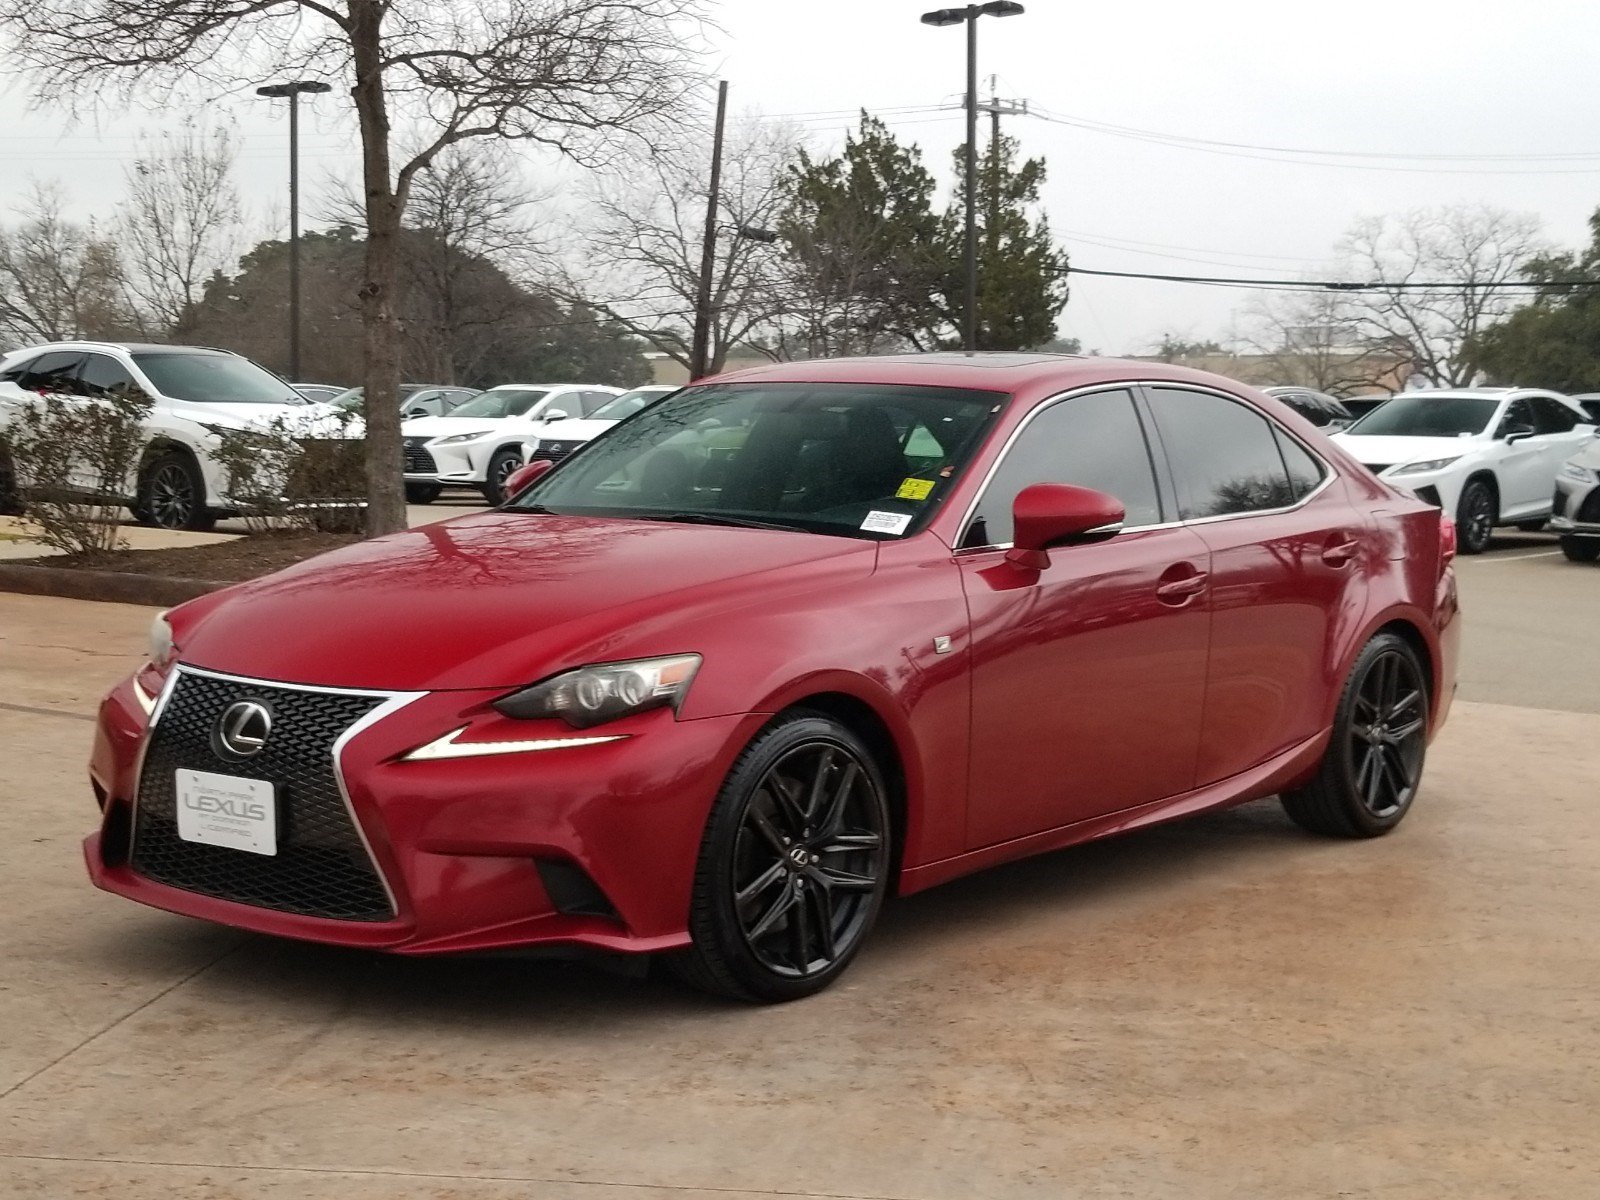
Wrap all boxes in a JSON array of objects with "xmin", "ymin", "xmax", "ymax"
[
  {"xmin": 0, "ymin": 341, "xmax": 317, "ymax": 530},
  {"xmin": 1331, "ymin": 387, "xmax": 1595, "ymax": 553},
  {"xmin": 401, "ymin": 383, "xmax": 622, "ymax": 504}
]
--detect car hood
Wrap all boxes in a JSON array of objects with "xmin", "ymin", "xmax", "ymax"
[
  {"xmin": 1329, "ymin": 433, "xmax": 1483, "ymax": 467},
  {"xmin": 528, "ymin": 417, "xmax": 617, "ymax": 444},
  {"xmin": 171, "ymin": 512, "xmax": 879, "ymax": 691}
]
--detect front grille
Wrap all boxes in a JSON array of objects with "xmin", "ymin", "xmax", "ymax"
[
  {"xmin": 403, "ymin": 437, "xmax": 437, "ymax": 474},
  {"xmin": 131, "ymin": 670, "xmax": 395, "ymax": 921},
  {"xmin": 531, "ymin": 440, "xmax": 576, "ymax": 462}
]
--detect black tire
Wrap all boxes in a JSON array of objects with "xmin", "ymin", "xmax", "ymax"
[
  {"xmin": 670, "ymin": 711, "xmax": 893, "ymax": 1003},
  {"xmin": 0, "ymin": 443, "xmax": 20, "ymax": 515},
  {"xmin": 481, "ymin": 448, "xmax": 522, "ymax": 506},
  {"xmin": 1515, "ymin": 518, "xmax": 1547, "ymax": 532},
  {"xmin": 1281, "ymin": 632, "xmax": 1428, "ymax": 838},
  {"xmin": 1455, "ymin": 479, "xmax": 1496, "ymax": 555},
  {"xmin": 133, "ymin": 450, "xmax": 216, "ymax": 532},
  {"xmin": 405, "ymin": 482, "xmax": 443, "ymax": 504},
  {"xmin": 1560, "ymin": 535, "xmax": 1600, "ymax": 563}
]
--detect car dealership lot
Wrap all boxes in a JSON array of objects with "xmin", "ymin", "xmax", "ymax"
[{"xmin": 1, "ymin": 539, "xmax": 1597, "ymax": 1199}]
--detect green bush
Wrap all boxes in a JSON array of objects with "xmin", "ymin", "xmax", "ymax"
[{"xmin": 212, "ymin": 410, "xmax": 365, "ymax": 534}]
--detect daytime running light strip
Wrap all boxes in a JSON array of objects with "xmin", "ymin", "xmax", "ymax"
[
  {"xmin": 133, "ymin": 677, "xmax": 158, "ymax": 716},
  {"xmin": 402, "ymin": 727, "xmax": 627, "ymax": 761}
]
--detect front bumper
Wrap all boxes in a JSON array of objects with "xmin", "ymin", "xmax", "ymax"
[
  {"xmin": 86, "ymin": 668, "xmax": 763, "ymax": 955},
  {"xmin": 1549, "ymin": 474, "xmax": 1600, "ymax": 537},
  {"xmin": 1369, "ymin": 465, "xmax": 1464, "ymax": 513}
]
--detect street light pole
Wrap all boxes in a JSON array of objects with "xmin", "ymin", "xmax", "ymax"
[
  {"xmin": 920, "ymin": 2, "xmax": 1025, "ymax": 354},
  {"xmin": 257, "ymin": 80, "xmax": 332, "ymax": 382},
  {"xmin": 690, "ymin": 80, "xmax": 730, "ymax": 381}
]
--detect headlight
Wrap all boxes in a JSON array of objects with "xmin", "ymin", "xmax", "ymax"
[
  {"xmin": 494, "ymin": 655, "xmax": 701, "ymax": 729},
  {"xmin": 148, "ymin": 611, "xmax": 176, "ymax": 669},
  {"xmin": 433, "ymin": 431, "xmax": 488, "ymax": 446},
  {"xmin": 1559, "ymin": 462, "xmax": 1597, "ymax": 483},
  {"xmin": 1392, "ymin": 457, "xmax": 1462, "ymax": 475}
]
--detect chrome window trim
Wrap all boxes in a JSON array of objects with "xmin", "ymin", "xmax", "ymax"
[
  {"xmin": 954, "ymin": 380, "xmax": 1339, "ymax": 552},
  {"xmin": 126, "ymin": 663, "xmax": 422, "ymax": 919}
]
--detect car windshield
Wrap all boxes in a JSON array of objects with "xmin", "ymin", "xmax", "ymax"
[
  {"xmin": 509, "ymin": 381, "xmax": 1004, "ymax": 539},
  {"xmin": 451, "ymin": 388, "xmax": 550, "ymax": 419},
  {"xmin": 1345, "ymin": 394, "xmax": 1499, "ymax": 438},
  {"xmin": 132, "ymin": 351, "xmax": 303, "ymax": 405},
  {"xmin": 591, "ymin": 389, "xmax": 670, "ymax": 421}
]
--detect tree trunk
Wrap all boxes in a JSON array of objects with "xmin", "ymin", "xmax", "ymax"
[{"xmin": 349, "ymin": 0, "xmax": 407, "ymax": 537}]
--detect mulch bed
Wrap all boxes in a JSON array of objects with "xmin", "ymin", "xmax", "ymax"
[{"xmin": 45, "ymin": 531, "xmax": 360, "ymax": 583}]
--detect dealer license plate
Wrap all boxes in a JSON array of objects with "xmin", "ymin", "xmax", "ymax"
[{"xmin": 175, "ymin": 768, "xmax": 277, "ymax": 857}]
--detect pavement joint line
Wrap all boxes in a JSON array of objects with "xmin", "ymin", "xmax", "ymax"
[
  {"xmin": 0, "ymin": 938, "xmax": 246, "ymax": 1105},
  {"xmin": 1469, "ymin": 550, "xmax": 1563, "ymax": 563},
  {"xmin": 0, "ymin": 700, "xmax": 94, "ymax": 723},
  {"xmin": 0, "ymin": 1153, "xmax": 920, "ymax": 1200}
]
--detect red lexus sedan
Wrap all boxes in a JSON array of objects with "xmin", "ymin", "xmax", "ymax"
[{"xmin": 86, "ymin": 355, "xmax": 1460, "ymax": 1002}]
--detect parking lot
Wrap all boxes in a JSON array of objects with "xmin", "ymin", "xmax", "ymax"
[{"xmin": 1, "ymin": 532, "xmax": 1597, "ymax": 1199}]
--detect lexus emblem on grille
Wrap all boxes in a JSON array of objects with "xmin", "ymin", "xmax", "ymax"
[{"xmin": 215, "ymin": 700, "xmax": 273, "ymax": 759}]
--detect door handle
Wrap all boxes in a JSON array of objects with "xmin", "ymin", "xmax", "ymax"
[
  {"xmin": 1321, "ymin": 537, "xmax": 1360, "ymax": 567},
  {"xmin": 1155, "ymin": 572, "xmax": 1208, "ymax": 603}
]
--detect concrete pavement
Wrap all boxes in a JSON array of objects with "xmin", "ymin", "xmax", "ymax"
[{"xmin": 2, "ymin": 541, "xmax": 1599, "ymax": 1199}]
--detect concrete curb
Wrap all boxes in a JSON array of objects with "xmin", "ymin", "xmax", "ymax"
[{"xmin": 0, "ymin": 562, "xmax": 227, "ymax": 607}]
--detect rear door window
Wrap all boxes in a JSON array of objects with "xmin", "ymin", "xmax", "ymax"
[
  {"xmin": 1274, "ymin": 427, "xmax": 1326, "ymax": 502},
  {"xmin": 78, "ymin": 353, "xmax": 139, "ymax": 397},
  {"xmin": 1147, "ymin": 387, "xmax": 1298, "ymax": 519},
  {"xmin": 1532, "ymin": 396, "xmax": 1578, "ymax": 434}
]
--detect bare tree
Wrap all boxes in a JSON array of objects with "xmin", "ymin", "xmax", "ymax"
[
  {"xmin": 1339, "ymin": 205, "xmax": 1548, "ymax": 388},
  {"xmin": 117, "ymin": 124, "xmax": 243, "ymax": 336},
  {"xmin": 551, "ymin": 116, "xmax": 796, "ymax": 376},
  {"xmin": 0, "ymin": 182, "xmax": 134, "ymax": 345},
  {"xmin": 0, "ymin": 0, "xmax": 703, "ymax": 534},
  {"xmin": 1235, "ymin": 288, "xmax": 1401, "ymax": 395}
]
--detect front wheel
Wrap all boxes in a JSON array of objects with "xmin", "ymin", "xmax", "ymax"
[
  {"xmin": 1560, "ymin": 535, "xmax": 1600, "ymax": 563},
  {"xmin": 1454, "ymin": 479, "xmax": 1496, "ymax": 555},
  {"xmin": 1281, "ymin": 632, "xmax": 1428, "ymax": 838},
  {"xmin": 133, "ymin": 451, "xmax": 216, "ymax": 532},
  {"xmin": 670, "ymin": 712, "xmax": 892, "ymax": 1002},
  {"xmin": 481, "ymin": 448, "xmax": 522, "ymax": 506}
]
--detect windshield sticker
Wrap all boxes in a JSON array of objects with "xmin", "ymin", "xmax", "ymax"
[
  {"xmin": 895, "ymin": 478, "xmax": 935, "ymax": 501},
  {"xmin": 861, "ymin": 510, "xmax": 913, "ymax": 535}
]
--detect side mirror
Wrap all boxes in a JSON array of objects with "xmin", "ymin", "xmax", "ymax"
[
  {"xmin": 541, "ymin": 409, "xmax": 569, "ymax": 423},
  {"xmin": 1005, "ymin": 483, "xmax": 1125, "ymax": 570},
  {"xmin": 502, "ymin": 458, "xmax": 554, "ymax": 499},
  {"xmin": 1502, "ymin": 423, "xmax": 1536, "ymax": 443}
]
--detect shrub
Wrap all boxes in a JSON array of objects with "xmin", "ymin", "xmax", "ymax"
[
  {"xmin": 212, "ymin": 409, "xmax": 365, "ymax": 534},
  {"xmin": 2, "ymin": 383, "xmax": 153, "ymax": 557}
]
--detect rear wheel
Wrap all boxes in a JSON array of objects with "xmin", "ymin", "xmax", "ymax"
[
  {"xmin": 1560, "ymin": 535, "xmax": 1600, "ymax": 563},
  {"xmin": 481, "ymin": 448, "xmax": 521, "ymax": 506},
  {"xmin": 133, "ymin": 451, "xmax": 216, "ymax": 532},
  {"xmin": 670, "ymin": 712, "xmax": 892, "ymax": 1003},
  {"xmin": 404, "ymin": 482, "xmax": 442, "ymax": 504},
  {"xmin": 1282, "ymin": 632, "xmax": 1428, "ymax": 838},
  {"xmin": 1454, "ymin": 479, "xmax": 1496, "ymax": 555}
]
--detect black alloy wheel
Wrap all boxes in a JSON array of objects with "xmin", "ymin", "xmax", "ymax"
[
  {"xmin": 1560, "ymin": 535, "xmax": 1600, "ymax": 563},
  {"xmin": 405, "ymin": 482, "xmax": 443, "ymax": 505},
  {"xmin": 1455, "ymin": 480, "xmax": 1496, "ymax": 555},
  {"xmin": 482, "ymin": 448, "xmax": 521, "ymax": 505},
  {"xmin": 1282, "ymin": 632, "xmax": 1428, "ymax": 838},
  {"xmin": 673, "ymin": 712, "xmax": 892, "ymax": 1002},
  {"xmin": 134, "ymin": 451, "xmax": 216, "ymax": 532}
]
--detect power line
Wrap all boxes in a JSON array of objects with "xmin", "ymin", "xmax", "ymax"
[{"xmin": 1064, "ymin": 265, "xmax": 1599, "ymax": 292}]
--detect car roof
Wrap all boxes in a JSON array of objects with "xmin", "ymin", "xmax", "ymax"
[
  {"xmin": 486, "ymin": 382, "xmax": 618, "ymax": 391},
  {"xmin": 9, "ymin": 340, "xmax": 235, "ymax": 356},
  {"xmin": 707, "ymin": 352, "xmax": 1259, "ymax": 396},
  {"xmin": 1395, "ymin": 387, "xmax": 1563, "ymax": 401}
]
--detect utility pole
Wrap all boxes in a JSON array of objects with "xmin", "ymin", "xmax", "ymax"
[
  {"xmin": 981, "ymin": 77, "xmax": 1029, "ymax": 260},
  {"xmin": 689, "ymin": 80, "xmax": 729, "ymax": 381}
]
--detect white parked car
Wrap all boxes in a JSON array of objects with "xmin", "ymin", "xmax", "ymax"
[
  {"xmin": 401, "ymin": 383, "xmax": 623, "ymax": 504},
  {"xmin": 0, "ymin": 341, "xmax": 318, "ymax": 530},
  {"xmin": 521, "ymin": 385, "xmax": 676, "ymax": 466},
  {"xmin": 1331, "ymin": 388, "xmax": 1595, "ymax": 554},
  {"xmin": 1551, "ymin": 435, "xmax": 1600, "ymax": 563}
]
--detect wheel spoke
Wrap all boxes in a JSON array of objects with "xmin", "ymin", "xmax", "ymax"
[
  {"xmin": 817, "ymin": 759, "xmax": 859, "ymax": 838},
  {"xmin": 747, "ymin": 885, "xmax": 798, "ymax": 943},
  {"xmin": 818, "ymin": 830, "xmax": 883, "ymax": 854},
  {"xmin": 1389, "ymin": 688, "xmax": 1422, "ymax": 721},
  {"xmin": 747, "ymin": 806, "xmax": 790, "ymax": 856},
  {"xmin": 808, "ymin": 885, "xmax": 837, "ymax": 961},
  {"xmin": 803, "ymin": 747, "xmax": 835, "ymax": 824},
  {"xmin": 814, "ymin": 864, "xmax": 877, "ymax": 893},
  {"xmin": 1381, "ymin": 743, "xmax": 1416, "ymax": 791},
  {"xmin": 766, "ymin": 772, "xmax": 808, "ymax": 832},
  {"xmin": 789, "ymin": 884, "xmax": 813, "ymax": 972},
  {"xmin": 1386, "ymin": 717, "xmax": 1424, "ymax": 743},
  {"xmin": 1361, "ymin": 745, "xmax": 1384, "ymax": 808},
  {"xmin": 736, "ymin": 860, "xmax": 787, "ymax": 907}
]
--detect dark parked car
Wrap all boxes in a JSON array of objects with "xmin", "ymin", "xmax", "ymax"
[
  {"xmin": 1262, "ymin": 387, "xmax": 1353, "ymax": 429},
  {"xmin": 88, "ymin": 354, "xmax": 1460, "ymax": 1002}
]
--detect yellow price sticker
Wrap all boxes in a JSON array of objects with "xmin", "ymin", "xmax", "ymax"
[{"xmin": 896, "ymin": 477, "xmax": 935, "ymax": 501}]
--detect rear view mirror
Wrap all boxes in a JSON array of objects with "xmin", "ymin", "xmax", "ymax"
[
  {"xmin": 542, "ymin": 409, "xmax": 569, "ymax": 423},
  {"xmin": 406, "ymin": 408, "xmax": 428, "ymax": 418},
  {"xmin": 1005, "ymin": 483, "xmax": 1125, "ymax": 570},
  {"xmin": 1502, "ymin": 423, "xmax": 1536, "ymax": 442}
]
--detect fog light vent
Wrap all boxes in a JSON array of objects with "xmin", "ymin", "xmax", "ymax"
[{"xmin": 535, "ymin": 859, "xmax": 620, "ymax": 921}]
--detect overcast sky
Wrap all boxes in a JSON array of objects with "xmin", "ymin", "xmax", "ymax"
[{"xmin": 5, "ymin": 0, "xmax": 1600, "ymax": 355}]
